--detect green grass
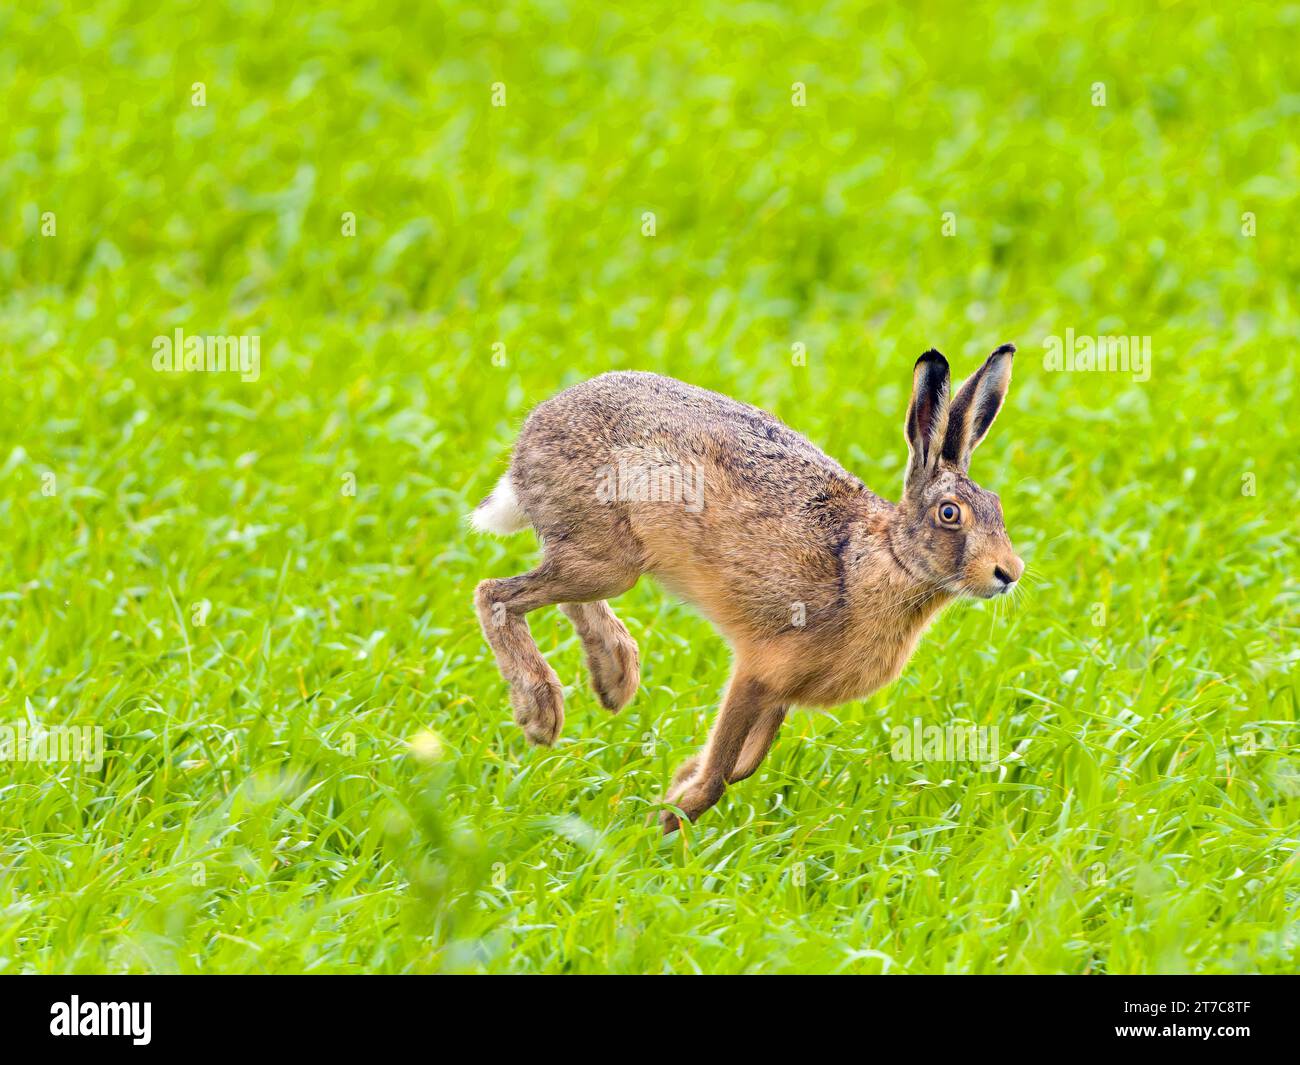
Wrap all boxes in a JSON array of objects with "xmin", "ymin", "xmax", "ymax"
[{"xmin": 1, "ymin": 0, "xmax": 1298, "ymax": 973}]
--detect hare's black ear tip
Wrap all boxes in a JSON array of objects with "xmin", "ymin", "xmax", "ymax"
[
  {"xmin": 916, "ymin": 348, "xmax": 948, "ymax": 369},
  {"xmin": 992, "ymin": 342, "xmax": 1016, "ymax": 358}
]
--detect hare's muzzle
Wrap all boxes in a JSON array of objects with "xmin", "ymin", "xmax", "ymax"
[{"xmin": 990, "ymin": 554, "xmax": 1025, "ymax": 595}]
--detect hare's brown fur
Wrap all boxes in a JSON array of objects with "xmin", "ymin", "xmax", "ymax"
[{"xmin": 473, "ymin": 347, "xmax": 1024, "ymax": 832}]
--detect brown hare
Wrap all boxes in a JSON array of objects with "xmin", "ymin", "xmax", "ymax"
[{"xmin": 472, "ymin": 345, "xmax": 1024, "ymax": 833}]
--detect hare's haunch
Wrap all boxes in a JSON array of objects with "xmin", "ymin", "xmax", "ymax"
[{"xmin": 472, "ymin": 346, "xmax": 1024, "ymax": 832}]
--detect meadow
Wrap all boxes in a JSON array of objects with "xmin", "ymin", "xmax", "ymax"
[{"xmin": 0, "ymin": 1, "xmax": 1297, "ymax": 973}]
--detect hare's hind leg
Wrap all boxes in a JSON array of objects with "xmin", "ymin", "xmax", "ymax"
[
  {"xmin": 559, "ymin": 601, "xmax": 640, "ymax": 712},
  {"xmin": 660, "ymin": 673, "xmax": 786, "ymax": 834},
  {"xmin": 475, "ymin": 551, "xmax": 637, "ymax": 745}
]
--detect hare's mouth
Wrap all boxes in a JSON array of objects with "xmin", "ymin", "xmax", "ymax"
[
  {"xmin": 964, "ymin": 579, "xmax": 1016, "ymax": 599},
  {"xmin": 957, "ymin": 562, "xmax": 1020, "ymax": 600}
]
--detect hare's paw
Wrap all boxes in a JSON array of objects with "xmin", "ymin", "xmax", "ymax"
[
  {"xmin": 509, "ymin": 669, "xmax": 565, "ymax": 746},
  {"xmin": 587, "ymin": 633, "xmax": 640, "ymax": 712},
  {"xmin": 659, "ymin": 773, "xmax": 725, "ymax": 835},
  {"xmin": 655, "ymin": 755, "xmax": 704, "ymax": 834}
]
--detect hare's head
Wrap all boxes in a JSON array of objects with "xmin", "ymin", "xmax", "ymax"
[{"xmin": 890, "ymin": 344, "xmax": 1024, "ymax": 599}]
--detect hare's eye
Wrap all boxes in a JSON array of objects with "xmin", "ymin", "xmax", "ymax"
[{"xmin": 938, "ymin": 502, "xmax": 962, "ymax": 525}]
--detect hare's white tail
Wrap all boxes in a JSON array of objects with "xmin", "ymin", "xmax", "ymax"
[{"xmin": 470, "ymin": 472, "xmax": 529, "ymax": 534}]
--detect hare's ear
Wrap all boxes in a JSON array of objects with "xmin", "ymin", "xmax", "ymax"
[
  {"xmin": 941, "ymin": 343, "xmax": 1015, "ymax": 471},
  {"xmin": 903, "ymin": 349, "xmax": 951, "ymax": 492}
]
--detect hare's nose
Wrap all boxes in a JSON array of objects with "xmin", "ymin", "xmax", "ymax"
[{"xmin": 994, "ymin": 556, "xmax": 1025, "ymax": 586}]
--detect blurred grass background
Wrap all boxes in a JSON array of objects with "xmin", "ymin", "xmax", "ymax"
[{"xmin": 0, "ymin": 0, "xmax": 1297, "ymax": 972}]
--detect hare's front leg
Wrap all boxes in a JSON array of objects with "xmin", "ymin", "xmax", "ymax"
[{"xmin": 660, "ymin": 673, "xmax": 787, "ymax": 834}]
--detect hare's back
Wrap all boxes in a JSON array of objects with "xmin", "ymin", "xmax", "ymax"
[{"xmin": 519, "ymin": 370, "xmax": 855, "ymax": 480}]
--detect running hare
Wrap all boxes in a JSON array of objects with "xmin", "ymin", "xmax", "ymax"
[{"xmin": 472, "ymin": 345, "xmax": 1024, "ymax": 833}]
